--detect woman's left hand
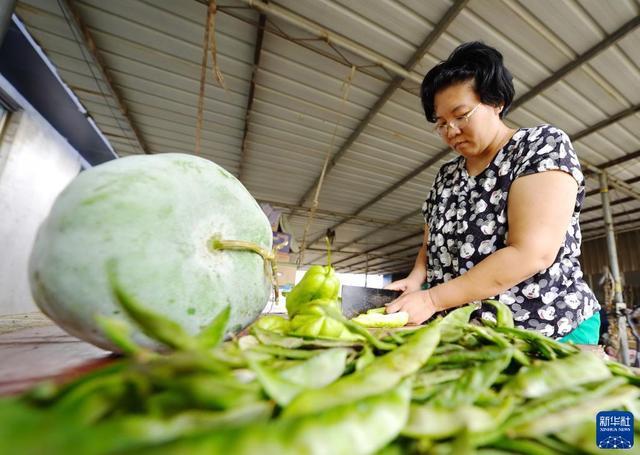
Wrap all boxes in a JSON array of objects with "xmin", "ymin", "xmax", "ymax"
[{"xmin": 385, "ymin": 289, "xmax": 438, "ymax": 325}]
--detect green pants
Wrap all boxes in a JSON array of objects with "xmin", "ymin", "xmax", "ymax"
[{"xmin": 558, "ymin": 312, "xmax": 601, "ymax": 345}]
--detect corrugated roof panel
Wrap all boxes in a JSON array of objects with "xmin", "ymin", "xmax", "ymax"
[
  {"xmin": 335, "ymin": 0, "xmax": 437, "ymax": 46},
  {"xmin": 258, "ymin": 53, "xmax": 383, "ymax": 110},
  {"xmin": 276, "ymin": 0, "xmax": 423, "ymax": 64},
  {"xmin": 513, "ymin": 0, "xmax": 606, "ymax": 55},
  {"xmin": 255, "ymin": 69, "xmax": 367, "ymax": 121},
  {"xmin": 357, "ymin": 127, "xmax": 440, "ymax": 162},
  {"xmin": 588, "ymin": 50, "xmax": 640, "ymax": 105},
  {"xmin": 78, "ymin": 0, "xmax": 256, "ymax": 53},
  {"xmin": 254, "ymin": 85, "xmax": 360, "ymax": 132},
  {"xmin": 576, "ymin": 0, "xmax": 638, "ymax": 33},
  {"xmin": 468, "ymin": 0, "xmax": 579, "ymax": 70},
  {"xmin": 397, "ymin": 0, "xmax": 455, "ymax": 24},
  {"xmin": 618, "ymin": 27, "xmax": 640, "ymax": 68},
  {"xmin": 260, "ymin": 30, "xmax": 389, "ymax": 93},
  {"xmin": 382, "ymin": 99, "xmax": 429, "ymax": 132},
  {"xmin": 13, "ymin": 0, "xmax": 640, "ymax": 273}
]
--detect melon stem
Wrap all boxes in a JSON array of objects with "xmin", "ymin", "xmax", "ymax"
[
  {"xmin": 208, "ymin": 235, "xmax": 280, "ymax": 300},
  {"xmin": 208, "ymin": 236, "xmax": 275, "ymax": 262}
]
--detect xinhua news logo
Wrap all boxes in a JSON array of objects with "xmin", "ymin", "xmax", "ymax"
[{"xmin": 597, "ymin": 411, "xmax": 634, "ymax": 449}]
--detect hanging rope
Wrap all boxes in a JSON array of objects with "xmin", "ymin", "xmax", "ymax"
[
  {"xmin": 195, "ymin": 0, "xmax": 226, "ymax": 155},
  {"xmin": 208, "ymin": 1, "xmax": 226, "ymax": 90},
  {"xmin": 297, "ymin": 65, "xmax": 357, "ymax": 266}
]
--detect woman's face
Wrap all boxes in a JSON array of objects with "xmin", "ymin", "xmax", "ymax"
[{"xmin": 433, "ymin": 80, "xmax": 503, "ymax": 158}]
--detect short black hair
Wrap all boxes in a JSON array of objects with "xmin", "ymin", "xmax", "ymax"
[{"xmin": 420, "ymin": 41, "xmax": 515, "ymax": 123}]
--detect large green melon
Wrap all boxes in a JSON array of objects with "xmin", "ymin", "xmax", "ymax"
[{"xmin": 29, "ymin": 153, "xmax": 272, "ymax": 352}]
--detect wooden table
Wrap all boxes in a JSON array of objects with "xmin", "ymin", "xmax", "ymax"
[{"xmin": 0, "ymin": 314, "xmax": 114, "ymax": 395}]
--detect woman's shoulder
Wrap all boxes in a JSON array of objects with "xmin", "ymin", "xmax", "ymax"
[
  {"xmin": 514, "ymin": 124, "xmax": 571, "ymax": 146},
  {"xmin": 508, "ymin": 124, "xmax": 582, "ymax": 181}
]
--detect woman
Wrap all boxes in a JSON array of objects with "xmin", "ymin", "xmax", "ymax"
[{"xmin": 385, "ymin": 41, "xmax": 600, "ymax": 344}]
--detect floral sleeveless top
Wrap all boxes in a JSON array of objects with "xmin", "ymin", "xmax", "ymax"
[{"xmin": 422, "ymin": 125, "xmax": 599, "ymax": 339}]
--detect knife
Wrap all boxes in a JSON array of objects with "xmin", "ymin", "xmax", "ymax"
[{"xmin": 340, "ymin": 285, "xmax": 402, "ymax": 319}]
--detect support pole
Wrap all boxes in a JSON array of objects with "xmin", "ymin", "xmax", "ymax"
[
  {"xmin": 600, "ymin": 172, "xmax": 630, "ymax": 365},
  {"xmin": 364, "ymin": 254, "xmax": 369, "ymax": 288}
]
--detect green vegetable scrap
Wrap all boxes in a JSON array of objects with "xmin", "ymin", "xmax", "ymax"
[
  {"xmin": 253, "ymin": 314, "xmax": 290, "ymax": 335},
  {"xmin": 3, "ymin": 265, "xmax": 640, "ymax": 455},
  {"xmin": 352, "ymin": 310, "xmax": 409, "ymax": 328},
  {"xmin": 282, "ymin": 320, "xmax": 440, "ymax": 418},
  {"xmin": 288, "ymin": 300, "xmax": 361, "ymax": 341}
]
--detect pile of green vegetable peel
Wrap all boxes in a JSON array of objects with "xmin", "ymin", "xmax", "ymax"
[{"xmin": 2, "ymin": 269, "xmax": 639, "ymax": 454}]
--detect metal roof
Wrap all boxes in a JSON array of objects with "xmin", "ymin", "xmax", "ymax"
[{"xmin": 14, "ymin": 0, "xmax": 640, "ymax": 275}]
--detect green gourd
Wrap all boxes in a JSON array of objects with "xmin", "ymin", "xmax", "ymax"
[{"xmin": 29, "ymin": 154, "xmax": 272, "ymax": 352}]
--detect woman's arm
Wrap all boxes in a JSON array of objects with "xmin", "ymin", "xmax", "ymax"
[
  {"xmin": 384, "ymin": 225, "xmax": 429, "ymax": 294},
  {"xmin": 387, "ymin": 170, "xmax": 578, "ymax": 324}
]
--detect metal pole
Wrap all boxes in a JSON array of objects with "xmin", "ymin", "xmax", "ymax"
[
  {"xmin": 583, "ymin": 157, "xmax": 640, "ymax": 202},
  {"xmin": 600, "ymin": 172, "xmax": 630, "ymax": 365},
  {"xmin": 364, "ymin": 254, "xmax": 369, "ymax": 288},
  {"xmin": 0, "ymin": 0, "xmax": 17, "ymax": 49}
]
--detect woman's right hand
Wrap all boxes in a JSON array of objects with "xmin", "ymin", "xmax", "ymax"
[{"xmin": 384, "ymin": 276, "xmax": 422, "ymax": 295}]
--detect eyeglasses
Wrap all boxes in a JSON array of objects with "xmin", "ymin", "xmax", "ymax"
[{"xmin": 434, "ymin": 103, "xmax": 481, "ymax": 136}]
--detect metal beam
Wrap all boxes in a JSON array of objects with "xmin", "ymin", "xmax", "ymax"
[
  {"xmin": 240, "ymin": 0, "xmax": 424, "ymax": 85},
  {"xmin": 510, "ymin": 16, "xmax": 640, "ymax": 110},
  {"xmin": 329, "ymin": 209, "xmax": 423, "ymax": 265},
  {"xmin": 347, "ymin": 258, "xmax": 410, "ymax": 273},
  {"xmin": 582, "ymin": 196, "xmax": 634, "ymax": 215},
  {"xmin": 581, "ymin": 207, "xmax": 640, "ymax": 227},
  {"xmin": 584, "ymin": 223, "xmax": 640, "ymax": 243},
  {"xmin": 350, "ymin": 259, "xmax": 414, "ymax": 275},
  {"xmin": 345, "ymin": 254, "xmax": 415, "ymax": 273},
  {"xmin": 335, "ymin": 236, "xmax": 425, "ymax": 269},
  {"xmin": 307, "ymin": 103, "xmax": 640, "ymax": 266},
  {"xmin": 586, "ymin": 174, "xmax": 640, "ymax": 200},
  {"xmin": 257, "ymin": 199, "xmax": 422, "ymax": 230},
  {"xmin": 593, "ymin": 149, "xmax": 640, "ymax": 172},
  {"xmin": 599, "ymin": 173, "xmax": 630, "ymax": 365},
  {"xmin": 580, "ymin": 154, "xmax": 640, "ymax": 201},
  {"xmin": 572, "ymin": 104, "xmax": 640, "ymax": 143},
  {"xmin": 582, "ymin": 215, "xmax": 640, "ymax": 236},
  {"xmin": 60, "ymin": 0, "xmax": 149, "ymax": 154},
  {"xmin": 303, "ymin": 247, "xmax": 417, "ymax": 263},
  {"xmin": 238, "ymin": 12, "xmax": 266, "ymax": 182},
  {"xmin": 339, "ymin": 242, "xmax": 422, "ymax": 270},
  {"xmin": 311, "ymin": 229, "xmax": 422, "ymax": 268},
  {"xmin": 296, "ymin": 0, "xmax": 469, "ymax": 208}
]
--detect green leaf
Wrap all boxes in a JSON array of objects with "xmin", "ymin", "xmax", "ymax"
[
  {"xmin": 196, "ymin": 306, "xmax": 230, "ymax": 349},
  {"xmin": 440, "ymin": 303, "xmax": 480, "ymax": 342},
  {"xmin": 96, "ymin": 316, "xmax": 151, "ymax": 358}
]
